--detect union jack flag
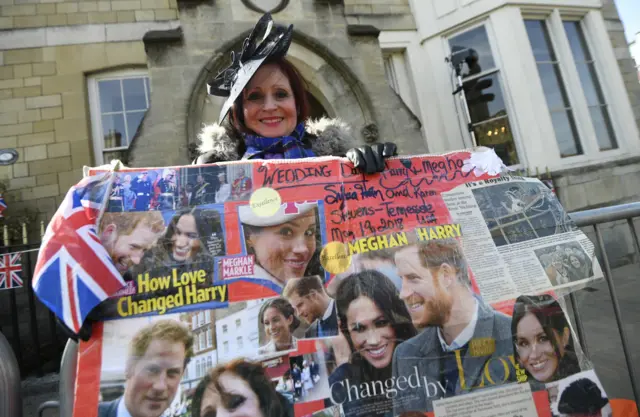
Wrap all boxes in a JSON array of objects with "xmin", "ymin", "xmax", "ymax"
[
  {"xmin": 0, "ymin": 194, "xmax": 7, "ymax": 218},
  {"xmin": 0, "ymin": 253, "xmax": 22, "ymax": 290},
  {"xmin": 32, "ymin": 172, "xmax": 125, "ymax": 334}
]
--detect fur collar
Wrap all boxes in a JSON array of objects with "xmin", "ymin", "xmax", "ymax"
[{"xmin": 196, "ymin": 117, "xmax": 357, "ymax": 163}]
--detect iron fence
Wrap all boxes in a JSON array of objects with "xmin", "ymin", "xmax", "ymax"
[
  {"xmin": 567, "ymin": 202, "xmax": 640, "ymax": 409},
  {"xmin": 0, "ymin": 222, "xmax": 68, "ymax": 378}
]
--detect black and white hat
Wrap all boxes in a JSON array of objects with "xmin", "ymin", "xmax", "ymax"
[{"xmin": 207, "ymin": 13, "xmax": 294, "ymax": 123}]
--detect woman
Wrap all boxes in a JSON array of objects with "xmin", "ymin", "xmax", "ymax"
[
  {"xmin": 258, "ymin": 297, "xmax": 300, "ymax": 355},
  {"xmin": 275, "ymin": 370, "xmax": 295, "ymax": 403},
  {"xmin": 191, "ymin": 359, "xmax": 293, "ymax": 417},
  {"xmin": 153, "ymin": 208, "xmax": 212, "ymax": 267},
  {"xmin": 511, "ymin": 294, "xmax": 581, "ymax": 384},
  {"xmin": 240, "ymin": 203, "xmax": 320, "ymax": 289},
  {"xmin": 567, "ymin": 254, "xmax": 591, "ymax": 281},
  {"xmin": 195, "ymin": 13, "xmax": 396, "ymax": 174},
  {"xmin": 215, "ymin": 171, "xmax": 231, "ymax": 203},
  {"xmin": 301, "ymin": 360, "xmax": 314, "ymax": 397},
  {"xmin": 330, "ymin": 270, "xmax": 417, "ymax": 417}
]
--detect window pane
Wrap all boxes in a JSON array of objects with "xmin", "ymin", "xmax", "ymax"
[
  {"xmin": 563, "ymin": 21, "xmax": 591, "ymax": 62},
  {"xmin": 103, "ymin": 149, "xmax": 127, "ymax": 163},
  {"xmin": 525, "ymin": 20, "xmax": 556, "ymax": 62},
  {"xmin": 576, "ymin": 62, "xmax": 604, "ymax": 107},
  {"xmin": 123, "ymin": 78, "xmax": 147, "ymax": 111},
  {"xmin": 589, "ymin": 106, "xmax": 618, "ymax": 150},
  {"xmin": 537, "ymin": 63, "xmax": 571, "ymax": 111},
  {"xmin": 126, "ymin": 111, "xmax": 145, "ymax": 141},
  {"xmin": 550, "ymin": 110, "xmax": 582, "ymax": 156},
  {"xmin": 101, "ymin": 113, "xmax": 126, "ymax": 148},
  {"xmin": 449, "ymin": 26, "xmax": 496, "ymax": 78},
  {"xmin": 464, "ymin": 73, "xmax": 506, "ymax": 123},
  {"xmin": 472, "ymin": 117, "xmax": 519, "ymax": 166},
  {"xmin": 98, "ymin": 80, "xmax": 123, "ymax": 113}
]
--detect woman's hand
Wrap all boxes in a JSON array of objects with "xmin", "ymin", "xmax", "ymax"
[{"xmin": 346, "ymin": 143, "xmax": 397, "ymax": 175}]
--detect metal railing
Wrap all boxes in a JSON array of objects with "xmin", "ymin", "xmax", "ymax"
[
  {"xmin": 568, "ymin": 202, "xmax": 640, "ymax": 410},
  {"xmin": 0, "ymin": 227, "xmax": 68, "ymax": 378},
  {"xmin": 0, "ymin": 330, "xmax": 22, "ymax": 417}
]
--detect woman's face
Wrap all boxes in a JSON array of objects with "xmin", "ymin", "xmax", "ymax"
[
  {"xmin": 346, "ymin": 296, "xmax": 396, "ymax": 370},
  {"xmin": 242, "ymin": 63, "xmax": 297, "ymax": 138},
  {"xmin": 171, "ymin": 214, "xmax": 199, "ymax": 262},
  {"xmin": 248, "ymin": 211, "xmax": 316, "ymax": 283},
  {"xmin": 569, "ymin": 255, "xmax": 581, "ymax": 268},
  {"xmin": 263, "ymin": 307, "xmax": 293, "ymax": 347},
  {"xmin": 199, "ymin": 371, "xmax": 264, "ymax": 417},
  {"xmin": 515, "ymin": 312, "xmax": 568, "ymax": 382}
]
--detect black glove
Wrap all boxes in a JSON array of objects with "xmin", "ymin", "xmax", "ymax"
[
  {"xmin": 346, "ymin": 143, "xmax": 397, "ymax": 175},
  {"xmin": 56, "ymin": 316, "xmax": 93, "ymax": 342}
]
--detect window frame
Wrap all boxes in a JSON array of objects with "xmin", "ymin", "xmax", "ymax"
[
  {"xmin": 519, "ymin": 8, "xmax": 630, "ymax": 166},
  {"xmin": 444, "ymin": 20, "xmax": 525, "ymax": 168},
  {"xmin": 524, "ymin": 18, "xmax": 583, "ymax": 157},
  {"xmin": 87, "ymin": 68, "xmax": 151, "ymax": 166}
]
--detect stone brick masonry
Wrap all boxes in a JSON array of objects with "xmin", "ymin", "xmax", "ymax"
[
  {"xmin": 0, "ymin": 41, "xmax": 148, "ymax": 225},
  {"xmin": 0, "ymin": 0, "xmax": 178, "ymax": 30}
]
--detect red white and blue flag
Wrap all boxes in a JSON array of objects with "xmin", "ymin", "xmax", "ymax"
[
  {"xmin": 0, "ymin": 253, "xmax": 23, "ymax": 290},
  {"xmin": 0, "ymin": 194, "xmax": 7, "ymax": 218},
  {"xmin": 32, "ymin": 172, "xmax": 125, "ymax": 334}
]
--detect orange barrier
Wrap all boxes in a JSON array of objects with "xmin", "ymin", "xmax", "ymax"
[{"xmin": 611, "ymin": 399, "xmax": 640, "ymax": 417}]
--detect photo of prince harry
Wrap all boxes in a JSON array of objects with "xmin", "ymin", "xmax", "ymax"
[{"xmin": 391, "ymin": 238, "xmax": 515, "ymax": 415}]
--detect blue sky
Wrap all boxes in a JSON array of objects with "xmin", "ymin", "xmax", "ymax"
[{"xmin": 616, "ymin": 0, "xmax": 640, "ymax": 43}]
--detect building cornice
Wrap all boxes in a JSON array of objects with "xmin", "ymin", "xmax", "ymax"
[{"xmin": 0, "ymin": 21, "xmax": 180, "ymax": 51}]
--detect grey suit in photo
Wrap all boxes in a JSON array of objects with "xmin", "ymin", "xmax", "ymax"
[
  {"xmin": 392, "ymin": 299, "xmax": 516, "ymax": 415},
  {"xmin": 97, "ymin": 397, "xmax": 120, "ymax": 417}
]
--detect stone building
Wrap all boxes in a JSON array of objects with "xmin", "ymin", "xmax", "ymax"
[{"xmin": 0, "ymin": 0, "xmax": 639, "ymax": 233}]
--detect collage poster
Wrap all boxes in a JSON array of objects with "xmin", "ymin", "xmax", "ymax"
[{"xmin": 74, "ymin": 151, "xmax": 609, "ymax": 417}]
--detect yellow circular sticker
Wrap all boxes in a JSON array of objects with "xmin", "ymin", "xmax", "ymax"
[
  {"xmin": 249, "ymin": 187, "xmax": 282, "ymax": 217},
  {"xmin": 320, "ymin": 241, "xmax": 352, "ymax": 275}
]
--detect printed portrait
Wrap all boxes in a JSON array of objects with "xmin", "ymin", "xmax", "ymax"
[
  {"xmin": 236, "ymin": 201, "xmax": 326, "ymax": 293},
  {"xmin": 98, "ymin": 315, "xmax": 197, "ymax": 417},
  {"xmin": 511, "ymin": 294, "xmax": 581, "ymax": 384},
  {"xmin": 534, "ymin": 242, "xmax": 594, "ymax": 287}
]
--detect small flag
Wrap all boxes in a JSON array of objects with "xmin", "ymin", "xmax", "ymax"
[
  {"xmin": 0, "ymin": 253, "xmax": 23, "ymax": 290},
  {"xmin": 32, "ymin": 172, "xmax": 125, "ymax": 334},
  {"xmin": 0, "ymin": 194, "xmax": 7, "ymax": 218}
]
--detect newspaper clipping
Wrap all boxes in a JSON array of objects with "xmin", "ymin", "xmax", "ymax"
[{"xmin": 73, "ymin": 152, "xmax": 608, "ymax": 417}]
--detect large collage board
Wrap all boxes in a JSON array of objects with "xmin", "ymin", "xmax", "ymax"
[{"xmin": 75, "ymin": 153, "xmax": 610, "ymax": 417}]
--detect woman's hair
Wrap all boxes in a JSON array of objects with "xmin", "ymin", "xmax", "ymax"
[
  {"xmin": 511, "ymin": 294, "xmax": 580, "ymax": 381},
  {"xmin": 258, "ymin": 297, "xmax": 300, "ymax": 333},
  {"xmin": 191, "ymin": 359, "xmax": 293, "ymax": 417},
  {"xmin": 230, "ymin": 57, "xmax": 310, "ymax": 135},
  {"xmin": 162, "ymin": 208, "xmax": 207, "ymax": 259},
  {"xmin": 335, "ymin": 270, "xmax": 417, "ymax": 381}
]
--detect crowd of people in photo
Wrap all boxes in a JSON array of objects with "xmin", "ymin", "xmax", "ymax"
[
  {"xmin": 538, "ymin": 244, "xmax": 593, "ymax": 286},
  {"xmin": 108, "ymin": 169, "xmax": 179, "ymax": 212}
]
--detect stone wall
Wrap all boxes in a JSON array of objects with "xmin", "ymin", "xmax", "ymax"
[
  {"xmin": 601, "ymin": 0, "xmax": 640, "ymax": 132},
  {"xmin": 0, "ymin": 0, "xmax": 178, "ymax": 30},
  {"xmin": 554, "ymin": 156, "xmax": 640, "ymax": 267},
  {"xmin": 0, "ymin": 0, "xmax": 181, "ymax": 227},
  {"xmin": 0, "ymin": 42, "xmax": 147, "ymax": 227}
]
